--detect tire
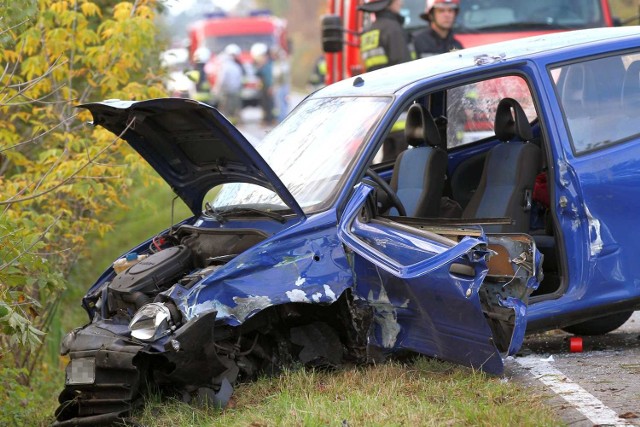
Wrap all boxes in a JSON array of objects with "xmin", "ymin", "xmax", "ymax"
[{"xmin": 561, "ymin": 311, "xmax": 634, "ymax": 336}]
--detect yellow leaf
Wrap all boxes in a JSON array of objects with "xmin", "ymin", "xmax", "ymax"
[
  {"xmin": 80, "ymin": 1, "xmax": 101, "ymax": 17},
  {"xmin": 113, "ymin": 2, "xmax": 133, "ymax": 21},
  {"xmin": 50, "ymin": 1, "xmax": 69, "ymax": 14}
]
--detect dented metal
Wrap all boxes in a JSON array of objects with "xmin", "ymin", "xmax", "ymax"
[{"xmin": 54, "ymin": 28, "xmax": 640, "ymax": 425}]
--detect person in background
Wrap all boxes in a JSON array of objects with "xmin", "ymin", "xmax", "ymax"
[
  {"xmin": 358, "ymin": 0, "xmax": 411, "ymax": 72},
  {"xmin": 251, "ymin": 42, "xmax": 275, "ymax": 125},
  {"xmin": 186, "ymin": 47, "xmax": 213, "ymax": 105},
  {"xmin": 413, "ymin": 0, "xmax": 463, "ymax": 58},
  {"xmin": 272, "ymin": 46, "xmax": 291, "ymax": 123},
  {"xmin": 308, "ymin": 55, "xmax": 327, "ymax": 91},
  {"xmin": 214, "ymin": 44, "xmax": 244, "ymax": 124}
]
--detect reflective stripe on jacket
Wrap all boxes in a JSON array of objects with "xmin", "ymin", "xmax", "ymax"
[{"xmin": 360, "ymin": 9, "xmax": 411, "ymax": 72}]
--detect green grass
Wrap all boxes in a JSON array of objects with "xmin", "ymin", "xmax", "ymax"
[{"xmin": 134, "ymin": 358, "xmax": 560, "ymax": 426}]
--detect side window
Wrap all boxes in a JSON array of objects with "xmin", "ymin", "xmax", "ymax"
[
  {"xmin": 372, "ymin": 104, "xmax": 414, "ymax": 165},
  {"xmin": 553, "ymin": 52, "xmax": 640, "ymax": 155},
  {"xmin": 446, "ymin": 75, "xmax": 536, "ymax": 149}
]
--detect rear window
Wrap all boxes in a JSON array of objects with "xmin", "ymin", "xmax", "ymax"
[
  {"xmin": 446, "ymin": 75, "xmax": 536, "ymax": 149},
  {"xmin": 552, "ymin": 52, "xmax": 640, "ymax": 155}
]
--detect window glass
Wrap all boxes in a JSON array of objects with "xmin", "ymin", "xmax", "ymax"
[
  {"xmin": 553, "ymin": 52, "xmax": 640, "ymax": 154},
  {"xmin": 396, "ymin": 0, "xmax": 604, "ymax": 32},
  {"xmin": 208, "ymin": 96, "xmax": 390, "ymax": 213},
  {"xmin": 446, "ymin": 75, "xmax": 536, "ymax": 148}
]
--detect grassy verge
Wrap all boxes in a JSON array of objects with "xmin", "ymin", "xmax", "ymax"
[{"xmin": 135, "ymin": 358, "xmax": 559, "ymax": 426}]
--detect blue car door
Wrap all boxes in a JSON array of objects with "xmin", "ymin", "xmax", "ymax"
[
  {"xmin": 338, "ymin": 183, "xmax": 541, "ymax": 375},
  {"xmin": 550, "ymin": 53, "xmax": 640, "ymax": 312}
]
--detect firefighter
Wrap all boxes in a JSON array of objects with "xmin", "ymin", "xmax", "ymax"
[
  {"xmin": 186, "ymin": 47, "xmax": 214, "ymax": 105},
  {"xmin": 215, "ymin": 44, "xmax": 244, "ymax": 124},
  {"xmin": 308, "ymin": 55, "xmax": 327, "ymax": 91},
  {"xmin": 251, "ymin": 42, "xmax": 276, "ymax": 125},
  {"xmin": 359, "ymin": 0, "xmax": 412, "ymax": 72},
  {"xmin": 413, "ymin": 0, "xmax": 463, "ymax": 58}
]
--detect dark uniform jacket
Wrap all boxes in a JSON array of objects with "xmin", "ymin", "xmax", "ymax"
[
  {"xmin": 360, "ymin": 10, "xmax": 411, "ymax": 72},
  {"xmin": 413, "ymin": 27, "xmax": 463, "ymax": 58}
]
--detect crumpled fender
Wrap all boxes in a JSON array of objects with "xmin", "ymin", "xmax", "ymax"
[{"xmin": 167, "ymin": 217, "xmax": 353, "ymax": 326}]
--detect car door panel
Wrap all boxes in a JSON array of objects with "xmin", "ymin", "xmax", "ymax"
[{"xmin": 338, "ymin": 183, "xmax": 540, "ymax": 374}]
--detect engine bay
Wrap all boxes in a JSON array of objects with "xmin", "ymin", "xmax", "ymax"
[{"xmin": 90, "ymin": 225, "xmax": 270, "ymax": 321}]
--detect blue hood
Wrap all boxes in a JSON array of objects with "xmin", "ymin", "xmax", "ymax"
[{"xmin": 79, "ymin": 98, "xmax": 304, "ymax": 217}]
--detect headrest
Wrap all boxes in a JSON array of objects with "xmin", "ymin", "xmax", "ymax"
[
  {"xmin": 622, "ymin": 61, "xmax": 640, "ymax": 110},
  {"xmin": 405, "ymin": 104, "xmax": 442, "ymax": 148},
  {"xmin": 494, "ymin": 97, "xmax": 533, "ymax": 142}
]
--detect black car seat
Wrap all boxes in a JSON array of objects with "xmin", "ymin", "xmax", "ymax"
[
  {"xmin": 462, "ymin": 98, "xmax": 541, "ymax": 233},
  {"xmin": 389, "ymin": 104, "xmax": 447, "ymax": 217}
]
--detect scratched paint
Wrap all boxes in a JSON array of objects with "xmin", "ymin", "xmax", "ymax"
[{"xmin": 584, "ymin": 205, "xmax": 603, "ymax": 256}]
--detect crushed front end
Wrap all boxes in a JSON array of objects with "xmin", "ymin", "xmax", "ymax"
[{"xmin": 53, "ymin": 222, "xmax": 371, "ymax": 425}]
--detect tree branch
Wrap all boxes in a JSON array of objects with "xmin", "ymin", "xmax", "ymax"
[
  {"xmin": 0, "ymin": 113, "xmax": 79, "ymax": 154},
  {"xmin": 0, "ymin": 215, "xmax": 61, "ymax": 272},
  {"xmin": 0, "ymin": 117, "xmax": 136, "ymax": 206}
]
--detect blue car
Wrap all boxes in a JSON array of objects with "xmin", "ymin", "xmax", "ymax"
[{"xmin": 55, "ymin": 26, "xmax": 640, "ymax": 425}]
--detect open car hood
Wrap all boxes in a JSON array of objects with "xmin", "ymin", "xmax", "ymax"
[{"xmin": 79, "ymin": 98, "xmax": 304, "ymax": 217}]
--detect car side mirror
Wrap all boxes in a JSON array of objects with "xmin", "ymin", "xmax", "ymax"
[{"xmin": 321, "ymin": 14, "xmax": 343, "ymax": 53}]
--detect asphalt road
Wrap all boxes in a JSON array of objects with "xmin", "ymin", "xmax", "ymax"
[
  {"xmin": 508, "ymin": 312, "xmax": 640, "ymax": 426},
  {"xmin": 237, "ymin": 100, "xmax": 640, "ymax": 427}
]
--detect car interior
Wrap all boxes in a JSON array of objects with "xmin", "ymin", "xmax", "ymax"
[{"xmin": 368, "ymin": 76, "xmax": 562, "ymax": 300}]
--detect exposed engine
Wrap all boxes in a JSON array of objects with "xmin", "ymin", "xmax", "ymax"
[
  {"xmin": 54, "ymin": 223, "xmax": 371, "ymax": 426},
  {"xmin": 87, "ymin": 224, "xmax": 269, "ymax": 320}
]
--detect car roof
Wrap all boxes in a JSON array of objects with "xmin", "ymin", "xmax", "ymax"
[{"xmin": 315, "ymin": 26, "xmax": 640, "ymax": 98}]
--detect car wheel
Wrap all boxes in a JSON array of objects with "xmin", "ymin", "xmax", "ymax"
[{"xmin": 561, "ymin": 311, "xmax": 634, "ymax": 336}]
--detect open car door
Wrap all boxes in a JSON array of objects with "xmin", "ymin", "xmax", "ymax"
[{"xmin": 337, "ymin": 183, "xmax": 542, "ymax": 374}]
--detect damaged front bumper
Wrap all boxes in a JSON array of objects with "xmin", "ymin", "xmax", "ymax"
[
  {"xmin": 54, "ymin": 320, "xmax": 146, "ymax": 426},
  {"xmin": 54, "ymin": 290, "xmax": 372, "ymax": 425},
  {"xmin": 54, "ymin": 310, "xmax": 224, "ymax": 425}
]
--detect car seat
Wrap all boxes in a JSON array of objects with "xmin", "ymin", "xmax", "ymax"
[
  {"xmin": 389, "ymin": 104, "xmax": 447, "ymax": 217},
  {"xmin": 462, "ymin": 97, "xmax": 541, "ymax": 233}
]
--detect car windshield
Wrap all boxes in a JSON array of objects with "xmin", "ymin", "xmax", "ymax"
[
  {"xmin": 399, "ymin": 0, "xmax": 604, "ymax": 31},
  {"xmin": 209, "ymin": 96, "xmax": 390, "ymax": 213}
]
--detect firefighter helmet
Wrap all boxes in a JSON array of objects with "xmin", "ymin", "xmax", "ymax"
[
  {"xmin": 224, "ymin": 44, "xmax": 241, "ymax": 57},
  {"xmin": 420, "ymin": 0, "xmax": 460, "ymax": 21},
  {"xmin": 250, "ymin": 43, "xmax": 269, "ymax": 60},
  {"xmin": 357, "ymin": 0, "xmax": 392, "ymax": 13},
  {"xmin": 193, "ymin": 47, "xmax": 211, "ymax": 64}
]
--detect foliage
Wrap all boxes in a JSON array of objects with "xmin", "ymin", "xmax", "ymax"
[{"xmin": 0, "ymin": 0, "xmax": 166, "ymax": 423}]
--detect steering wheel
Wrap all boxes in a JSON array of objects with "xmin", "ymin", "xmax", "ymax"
[{"xmin": 365, "ymin": 168, "xmax": 407, "ymax": 216}]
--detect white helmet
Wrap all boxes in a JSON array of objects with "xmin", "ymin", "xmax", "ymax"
[
  {"xmin": 193, "ymin": 47, "xmax": 211, "ymax": 63},
  {"xmin": 421, "ymin": 0, "xmax": 460, "ymax": 21},
  {"xmin": 250, "ymin": 42, "xmax": 268, "ymax": 60},
  {"xmin": 224, "ymin": 43, "xmax": 241, "ymax": 57}
]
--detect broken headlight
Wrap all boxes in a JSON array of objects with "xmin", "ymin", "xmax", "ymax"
[{"xmin": 129, "ymin": 302, "xmax": 174, "ymax": 342}]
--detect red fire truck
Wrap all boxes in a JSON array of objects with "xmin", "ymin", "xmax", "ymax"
[
  {"xmin": 322, "ymin": 0, "xmax": 618, "ymax": 84},
  {"xmin": 188, "ymin": 10, "xmax": 289, "ymax": 106}
]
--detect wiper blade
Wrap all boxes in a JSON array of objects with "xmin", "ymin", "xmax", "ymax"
[
  {"xmin": 208, "ymin": 206, "xmax": 287, "ymax": 223},
  {"xmin": 203, "ymin": 202, "xmax": 228, "ymax": 223}
]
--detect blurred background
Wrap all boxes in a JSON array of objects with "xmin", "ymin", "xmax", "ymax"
[{"xmin": 158, "ymin": 0, "xmax": 326, "ymax": 95}]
